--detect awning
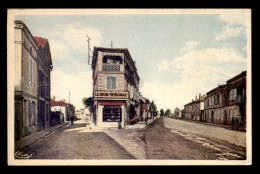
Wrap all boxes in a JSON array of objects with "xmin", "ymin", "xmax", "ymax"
[
  {"xmin": 99, "ymin": 101, "xmax": 124, "ymax": 106},
  {"xmin": 142, "ymin": 105, "xmax": 148, "ymax": 110}
]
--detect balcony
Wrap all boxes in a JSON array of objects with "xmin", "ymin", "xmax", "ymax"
[{"xmin": 102, "ymin": 63, "xmax": 120, "ymax": 72}]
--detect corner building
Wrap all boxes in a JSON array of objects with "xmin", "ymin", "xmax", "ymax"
[{"xmin": 91, "ymin": 47, "xmax": 140, "ymax": 128}]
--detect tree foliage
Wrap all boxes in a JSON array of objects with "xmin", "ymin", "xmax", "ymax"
[
  {"xmin": 149, "ymin": 100, "xmax": 158, "ymax": 117},
  {"xmin": 82, "ymin": 97, "xmax": 94, "ymax": 114},
  {"xmin": 174, "ymin": 107, "xmax": 180, "ymax": 114},
  {"xmin": 160, "ymin": 109, "xmax": 164, "ymax": 116},
  {"xmin": 164, "ymin": 109, "xmax": 171, "ymax": 116}
]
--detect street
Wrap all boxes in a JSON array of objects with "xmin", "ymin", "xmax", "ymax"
[
  {"xmin": 23, "ymin": 120, "xmax": 135, "ymax": 159},
  {"xmin": 19, "ymin": 117, "xmax": 246, "ymax": 160}
]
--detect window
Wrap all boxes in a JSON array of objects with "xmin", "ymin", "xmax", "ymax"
[
  {"xmin": 234, "ymin": 108, "xmax": 237, "ymax": 117},
  {"xmin": 46, "ymin": 104, "xmax": 49, "ymax": 121},
  {"xmin": 220, "ymin": 94, "xmax": 222, "ymax": 104},
  {"xmin": 230, "ymin": 88, "xmax": 237, "ymax": 101},
  {"xmin": 107, "ymin": 76, "xmax": 117, "ymax": 89},
  {"xmin": 29, "ymin": 46, "xmax": 32, "ymax": 55},
  {"xmin": 228, "ymin": 109, "xmax": 232, "ymax": 119},
  {"xmin": 103, "ymin": 105, "xmax": 122, "ymax": 122},
  {"xmin": 29, "ymin": 101, "xmax": 36, "ymax": 126}
]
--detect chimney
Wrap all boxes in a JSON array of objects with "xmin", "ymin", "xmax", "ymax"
[
  {"xmin": 52, "ymin": 96, "xmax": 56, "ymax": 101},
  {"xmin": 199, "ymin": 94, "xmax": 201, "ymax": 99}
]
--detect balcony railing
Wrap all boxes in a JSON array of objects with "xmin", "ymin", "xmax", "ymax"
[{"xmin": 102, "ymin": 63, "xmax": 120, "ymax": 72}]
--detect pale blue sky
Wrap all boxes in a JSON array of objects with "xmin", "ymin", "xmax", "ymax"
[{"xmin": 15, "ymin": 11, "xmax": 249, "ymax": 110}]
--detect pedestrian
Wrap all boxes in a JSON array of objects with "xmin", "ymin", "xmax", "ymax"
[{"xmin": 70, "ymin": 115, "xmax": 75, "ymax": 125}]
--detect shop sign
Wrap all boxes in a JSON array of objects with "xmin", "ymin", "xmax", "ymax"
[{"xmin": 94, "ymin": 91, "xmax": 129, "ymax": 99}]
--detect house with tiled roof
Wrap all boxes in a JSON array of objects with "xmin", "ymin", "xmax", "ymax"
[{"xmin": 51, "ymin": 97, "xmax": 75, "ymax": 122}]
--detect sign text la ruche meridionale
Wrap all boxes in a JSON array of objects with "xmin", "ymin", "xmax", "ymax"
[{"xmin": 94, "ymin": 91, "xmax": 129, "ymax": 99}]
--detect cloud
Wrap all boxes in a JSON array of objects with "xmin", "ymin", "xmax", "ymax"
[
  {"xmin": 151, "ymin": 47, "xmax": 246, "ymax": 110},
  {"xmin": 215, "ymin": 13, "xmax": 247, "ymax": 41},
  {"xmin": 54, "ymin": 23, "xmax": 102, "ymax": 52},
  {"xmin": 39, "ymin": 22, "xmax": 102, "ymax": 60},
  {"xmin": 158, "ymin": 60, "xmax": 171, "ymax": 72},
  {"xmin": 215, "ymin": 24, "xmax": 244, "ymax": 41},
  {"xmin": 48, "ymin": 40, "xmax": 70, "ymax": 59},
  {"xmin": 218, "ymin": 14, "xmax": 247, "ymax": 26},
  {"xmin": 51, "ymin": 69, "xmax": 92, "ymax": 110},
  {"xmin": 181, "ymin": 41, "xmax": 199, "ymax": 52}
]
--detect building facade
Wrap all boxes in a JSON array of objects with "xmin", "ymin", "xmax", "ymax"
[
  {"xmin": 224, "ymin": 71, "xmax": 247, "ymax": 129},
  {"xmin": 34, "ymin": 36, "xmax": 53, "ymax": 130},
  {"xmin": 14, "ymin": 20, "xmax": 53, "ymax": 140},
  {"xmin": 183, "ymin": 94, "xmax": 205, "ymax": 121},
  {"xmin": 91, "ymin": 47, "xmax": 140, "ymax": 128},
  {"xmin": 203, "ymin": 85, "xmax": 227, "ymax": 124}
]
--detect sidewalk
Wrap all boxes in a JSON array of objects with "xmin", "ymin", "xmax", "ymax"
[
  {"xmin": 173, "ymin": 118, "xmax": 233, "ymax": 129},
  {"xmin": 15, "ymin": 122, "xmax": 69, "ymax": 151},
  {"xmin": 86, "ymin": 118, "xmax": 156, "ymax": 130}
]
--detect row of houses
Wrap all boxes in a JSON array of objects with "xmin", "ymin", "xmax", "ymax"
[
  {"xmin": 91, "ymin": 47, "xmax": 151, "ymax": 128},
  {"xmin": 183, "ymin": 71, "xmax": 247, "ymax": 130}
]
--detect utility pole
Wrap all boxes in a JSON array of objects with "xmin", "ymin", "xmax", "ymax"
[{"xmin": 86, "ymin": 35, "xmax": 91, "ymax": 65}]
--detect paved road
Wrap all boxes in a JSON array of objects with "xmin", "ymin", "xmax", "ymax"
[
  {"xmin": 23, "ymin": 121, "xmax": 135, "ymax": 159},
  {"xmin": 163, "ymin": 118, "xmax": 246, "ymax": 160}
]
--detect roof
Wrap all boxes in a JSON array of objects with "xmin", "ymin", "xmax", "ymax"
[
  {"xmin": 226, "ymin": 71, "xmax": 246, "ymax": 83},
  {"xmin": 51, "ymin": 99, "xmax": 68, "ymax": 106},
  {"xmin": 33, "ymin": 36, "xmax": 47, "ymax": 48},
  {"xmin": 206, "ymin": 84, "xmax": 226, "ymax": 95}
]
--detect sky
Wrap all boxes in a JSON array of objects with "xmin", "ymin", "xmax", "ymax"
[{"xmin": 14, "ymin": 9, "xmax": 250, "ymax": 111}]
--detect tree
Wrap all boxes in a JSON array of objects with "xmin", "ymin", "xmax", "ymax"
[
  {"xmin": 164, "ymin": 109, "xmax": 171, "ymax": 116},
  {"xmin": 82, "ymin": 97, "xmax": 94, "ymax": 114},
  {"xmin": 160, "ymin": 109, "xmax": 164, "ymax": 116},
  {"xmin": 149, "ymin": 100, "xmax": 158, "ymax": 118},
  {"xmin": 174, "ymin": 107, "xmax": 180, "ymax": 116}
]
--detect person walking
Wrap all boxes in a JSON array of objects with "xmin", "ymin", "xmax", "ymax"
[{"xmin": 70, "ymin": 115, "xmax": 75, "ymax": 125}]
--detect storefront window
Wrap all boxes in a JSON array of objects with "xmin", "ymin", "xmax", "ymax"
[{"xmin": 103, "ymin": 105, "xmax": 121, "ymax": 122}]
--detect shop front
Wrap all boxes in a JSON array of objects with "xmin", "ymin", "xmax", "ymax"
[{"xmin": 93, "ymin": 91, "xmax": 129, "ymax": 128}]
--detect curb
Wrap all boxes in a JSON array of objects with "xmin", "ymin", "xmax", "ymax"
[{"xmin": 15, "ymin": 122, "xmax": 68, "ymax": 151}]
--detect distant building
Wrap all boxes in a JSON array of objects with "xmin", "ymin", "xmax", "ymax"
[
  {"xmin": 14, "ymin": 20, "xmax": 53, "ymax": 140},
  {"xmin": 183, "ymin": 94, "xmax": 205, "ymax": 121},
  {"xmin": 51, "ymin": 98, "xmax": 75, "ymax": 122},
  {"xmin": 204, "ymin": 85, "xmax": 227, "ymax": 124},
  {"xmin": 139, "ymin": 94, "xmax": 150, "ymax": 120}
]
